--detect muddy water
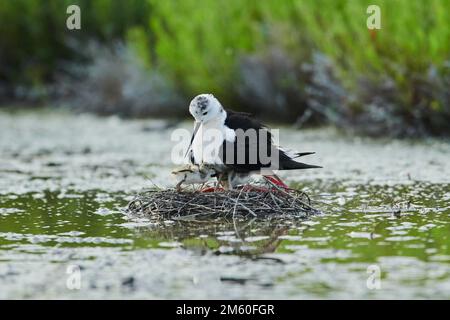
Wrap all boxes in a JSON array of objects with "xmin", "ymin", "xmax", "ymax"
[{"xmin": 0, "ymin": 110, "xmax": 449, "ymax": 299}]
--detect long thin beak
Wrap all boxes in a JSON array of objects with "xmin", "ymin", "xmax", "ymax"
[{"xmin": 184, "ymin": 121, "xmax": 201, "ymax": 158}]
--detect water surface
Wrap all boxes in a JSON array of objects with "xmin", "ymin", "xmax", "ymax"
[{"xmin": 0, "ymin": 111, "xmax": 449, "ymax": 299}]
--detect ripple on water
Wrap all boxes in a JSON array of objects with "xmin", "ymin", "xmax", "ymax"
[{"xmin": 0, "ymin": 112, "xmax": 449, "ymax": 298}]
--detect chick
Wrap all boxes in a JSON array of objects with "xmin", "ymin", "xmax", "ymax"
[{"xmin": 171, "ymin": 164, "xmax": 216, "ymax": 191}]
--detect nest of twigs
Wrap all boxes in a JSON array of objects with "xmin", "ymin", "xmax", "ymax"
[{"xmin": 126, "ymin": 183, "xmax": 321, "ymax": 220}]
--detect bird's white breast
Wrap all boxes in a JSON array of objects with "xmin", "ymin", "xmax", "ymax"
[{"xmin": 192, "ymin": 119, "xmax": 235, "ymax": 165}]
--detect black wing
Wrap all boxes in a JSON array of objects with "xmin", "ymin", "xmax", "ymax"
[{"xmin": 220, "ymin": 110, "xmax": 321, "ymax": 172}]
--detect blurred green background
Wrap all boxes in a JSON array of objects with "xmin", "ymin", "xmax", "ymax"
[{"xmin": 0, "ymin": 0, "xmax": 449, "ymax": 136}]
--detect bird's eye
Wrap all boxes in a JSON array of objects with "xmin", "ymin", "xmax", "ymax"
[{"xmin": 202, "ymin": 111, "xmax": 208, "ymax": 116}]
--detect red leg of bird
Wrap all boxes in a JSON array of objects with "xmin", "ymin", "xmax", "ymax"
[
  {"xmin": 201, "ymin": 186, "xmax": 224, "ymax": 192},
  {"xmin": 263, "ymin": 175, "xmax": 289, "ymax": 189}
]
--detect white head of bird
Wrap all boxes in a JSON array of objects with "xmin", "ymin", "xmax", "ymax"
[
  {"xmin": 189, "ymin": 94, "xmax": 225, "ymax": 124},
  {"xmin": 185, "ymin": 94, "xmax": 233, "ymax": 162}
]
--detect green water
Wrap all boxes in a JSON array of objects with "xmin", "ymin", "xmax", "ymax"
[{"xmin": 0, "ymin": 111, "xmax": 449, "ymax": 299}]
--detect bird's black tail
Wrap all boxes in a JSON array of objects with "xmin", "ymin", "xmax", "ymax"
[
  {"xmin": 280, "ymin": 159, "xmax": 322, "ymax": 170},
  {"xmin": 292, "ymin": 151, "xmax": 316, "ymax": 159},
  {"xmin": 279, "ymin": 151, "xmax": 322, "ymax": 170}
]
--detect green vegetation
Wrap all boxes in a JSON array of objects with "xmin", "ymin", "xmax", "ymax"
[
  {"xmin": 0, "ymin": 0, "xmax": 449, "ymax": 136},
  {"xmin": 0, "ymin": 0, "xmax": 150, "ymax": 85}
]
